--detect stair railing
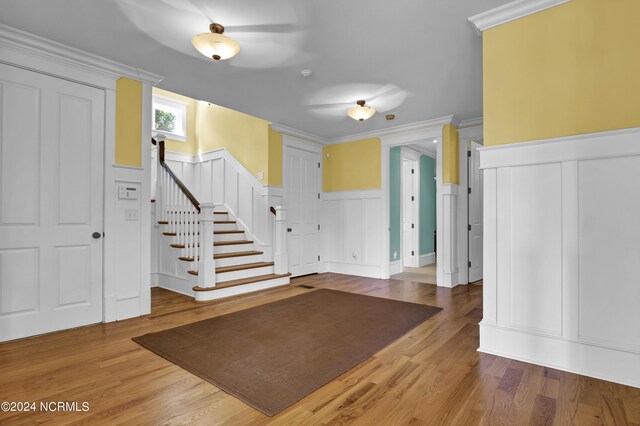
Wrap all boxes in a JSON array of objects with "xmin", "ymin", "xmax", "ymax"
[{"xmin": 152, "ymin": 135, "xmax": 216, "ymax": 288}]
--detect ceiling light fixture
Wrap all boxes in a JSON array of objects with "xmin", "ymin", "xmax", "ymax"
[
  {"xmin": 192, "ymin": 23, "xmax": 240, "ymax": 61},
  {"xmin": 347, "ymin": 100, "xmax": 376, "ymax": 122}
]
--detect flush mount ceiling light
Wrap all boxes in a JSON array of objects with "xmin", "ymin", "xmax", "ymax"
[
  {"xmin": 347, "ymin": 100, "xmax": 376, "ymax": 122},
  {"xmin": 192, "ymin": 23, "xmax": 240, "ymax": 61}
]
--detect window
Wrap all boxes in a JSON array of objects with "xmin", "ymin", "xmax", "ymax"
[{"xmin": 152, "ymin": 95, "xmax": 187, "ymax": 142}]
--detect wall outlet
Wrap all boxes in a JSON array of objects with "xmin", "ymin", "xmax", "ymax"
[{"xmin": 257, "ymin": 171, "xmax": 264, "ymax": 181}]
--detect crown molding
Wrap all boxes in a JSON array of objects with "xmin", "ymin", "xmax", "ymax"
[
  {"xmin": 0, "ymin": 23, "xmax": 163, "ymax": 85},
  {"xmin": 270, "ymin": 123, "xmax": 328, "ymax": 145},
  {"xmin": 459, "ymin": 117, "xmax": 483, "ymax": 128},
  {"xmin": 468, "ymin": 0, "xmax": 571, "ymax": 34},
  {"xmin": 328, "ymin": 115, "xmax": 456, "ymax": 145}
]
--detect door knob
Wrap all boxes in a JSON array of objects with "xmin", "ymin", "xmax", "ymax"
[
  {"xmin": 92, "ymin": 232, "xmax": 102, "ymax": 239},
  {"xmin": 287, "ymin": 228, "xmax": 292, "ymax": 232}
]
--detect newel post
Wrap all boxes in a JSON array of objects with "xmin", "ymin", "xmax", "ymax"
[
  {"xmin": 154, "ymin": 134, "xmax": 166, "ymax": 220},
  {"xmin": 198, "ymin": 203, "xmax": 216, "ymax": 288},
  {"xmin": 273, "ymin": 206, "xmax": 288, "ymax": 275}
]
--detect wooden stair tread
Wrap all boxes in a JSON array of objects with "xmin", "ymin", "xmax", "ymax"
[
  {"xmin": 188, "ymin": 262, "xmax": 273, "ymax": 275},
  {"xmin": 177, "ymin": 251, "xmax": 264, "ymax": 262},
  {"xmin": 214, "ymin": 221, "xmax": 236, "ymax": 224},
  {"xmin": 169, "ymin": 239, "xmax": 252, "ymax": 247},
  {"xmin": 192, "ymin": 273, "xmax": 291, "ymax": 291},
  {"xmin": 213, "ymin": 211, "xmax": 228, "ymax": 214},
  {"xmin": 164, "ymin": 231, "xmax": 244, "ymax": 239},
  {"xmin": 215, "ymin": 262, "xmax": 273, "ymax": 273}
]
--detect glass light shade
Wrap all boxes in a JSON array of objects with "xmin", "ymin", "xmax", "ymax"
[
  {"xmin": 192, "ymin": 32, "xmax": 240, "ymax": 60},
  {"xmin": 347, "ymin": 104, "xmax": 376, "ymax": 121}
]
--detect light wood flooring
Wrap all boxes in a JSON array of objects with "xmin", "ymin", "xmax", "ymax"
[{"xmin": 1, "ymin": 274, "xmax": 638, "ymax": 425}]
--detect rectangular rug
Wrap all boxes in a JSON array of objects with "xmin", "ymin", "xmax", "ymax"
[{"xmin": 133, "ymin": 289, "xmax": 442, "ymax": 416}]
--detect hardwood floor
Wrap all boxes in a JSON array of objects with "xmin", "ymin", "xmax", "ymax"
[{"xmin": 1, "ymin": 274, "xmax": 638, "ymax": 425}]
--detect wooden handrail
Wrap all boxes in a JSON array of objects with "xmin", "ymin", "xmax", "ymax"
[{"xmin": 152, "ymin": 137, "xmax": 201, "ymax": 212}]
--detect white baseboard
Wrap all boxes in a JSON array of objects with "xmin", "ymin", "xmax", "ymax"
[
  {"xmin": 153, "ymin": 272, "xmax": 195, "ymax": 297},
  {"xmin": 479, "ymin": 322, "xmax": 640, "ymax": 389},
  {"xmin": 389, "ymin": 260, "xmax": 403, "ymax": 276},
  {"xmin": 324, "ymin": 262, "xmax": 383, "ymax": 279},
  {"xmin": 442, "ymin": 271, "xmax": 459, "ymax": 288},
  {"xmin": 419, "ymin": 252, "xmax": 436, "ymax": 267},
  {"xmin": 194, "ymin": 276, "xmax": 290, "ymax": 302}
]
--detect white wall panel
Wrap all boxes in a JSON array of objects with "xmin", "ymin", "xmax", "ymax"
[
  {"xmin": 0, "ymin": 248, "xmax": 39, "ymax": 315},
  {"xmin": 479, "ymin": 127, "xmax": 640, "ymax": 388},
  {"xmin": 56, "ymin": 245, "xmax": 90, "ymax": 306},
  {"xmin": 509, "ymin": 163, "xmax": 562, "ymax": 335},
  {"xmin": 578, "ymin": 156, "xmax": 640, "ymax": 351}
]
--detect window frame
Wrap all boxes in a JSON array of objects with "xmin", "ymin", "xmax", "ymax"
[{"xmin": 152, "ymin": 94, "xmax": 188, "ymax": 142}]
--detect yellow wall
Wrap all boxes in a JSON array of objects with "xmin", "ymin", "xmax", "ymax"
[
  {"xmin": 115, "ymin": 78, "xmax": 142, "ymax": 166},
  {"xmin": 268, "ymin": 127, "xmax": 283, "ymax": 186},
  {"xmin": 442, "ymin": 124, "xmax": 459, "ymax": 184},
  {"xmin": 195, "ymin": 101, "xmax": 270, "ymax": 182},
  {"xmin": 323, "ymin": 138, "xmax": 381, "ymax": 192},
  {"xmin": 484, "ymin": 0, "xmax": 640, "ymax": 146},
  {"xmin": 153, "ymin": 88, "xmax": 197, "ymax": 155}
]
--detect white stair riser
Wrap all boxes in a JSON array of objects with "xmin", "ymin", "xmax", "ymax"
[
  {"xmin": 214, "ymin": 223, "xmax": 238, "ymax": 231},
  {"xmin": 215, "ymin": 254, "xmax": 264, "ymax": 267},
  {"xmin": 194, "ymin": 276, "xmax": 291, "ymax": 302},
  {"xmin": 215, "ymin": 243, "xmax": 254, "ymax": 254},
  {"xmin": 215, "ymin": 233, "xmax": 246, "ymax": 242},
  {"xmin": 216, "ymin": 265, "xmax": 274, "ymax": 282}
]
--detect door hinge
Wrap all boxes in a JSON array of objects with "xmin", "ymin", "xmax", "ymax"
[
  {"xmin": 468, "ymin": 224, "xmax": 471, "ymax": 231},
  {"xmin": 411, "ymin": 168, "xmax": 414, "ymax": 174},
  {"xmin": 411, "ymin": 196, "xmax": 414, "ymax": 201},
  {"xmin": 411, "ymin": 251, "xmax": 415, "ymax": 256},
  {"xmin": 318, "ymin": 162, "xmax": 321, "ymax": 168},
  {"xmin": 411, "ymin": 223, "xmax": 415, "ymax": 229},
  {"xmin": 468, "ymin": 151, "xmax": 471, "ymax": 157},
  {"xmin": 318, "ymin": 193, "xmax": 320, "ymax": 199},
  {"xmin": 468, "ymin": 261, "xmax": 472, "ymax": 267},
  {"xmin": 318, "ymin": 224, "xmax": 320, "ymax": 230},
  {"xmin": 318, "ymin": 255, "xmax": 320, "ymax": 261},
  {"xmin": 468, "ymin": 187, "xmax": 471, "ymax": 194}
]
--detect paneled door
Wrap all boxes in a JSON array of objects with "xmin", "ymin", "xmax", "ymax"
[
  {"xmin": 283, "ymin": 145, "xmax": 320, "ymax": 277},
  {"xmin": 0, "ymin": 63, "xmax": 105, "ymax": 341},
  {"xmin": 468, "ymin": 141, "xmax": 483, "ymax": 282}
]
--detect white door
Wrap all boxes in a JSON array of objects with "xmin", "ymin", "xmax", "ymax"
[
  {"xmin": 402, "ymin": 160, "xmax": 417, "ymax": 267},
  {"xmin": 283, "ymin": 146, "xmax": 320, "ymax": 277},
  {"xmin": 0, "ymin": 64, "xmax": 105, "ymax": 342},
  {"xmin": 468, "ymin": 141, "xmax": 483, "ymax": 282}
]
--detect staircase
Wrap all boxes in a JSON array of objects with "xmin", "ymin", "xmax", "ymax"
[{"xmin": 153, "ymin": 136, "xmax": 290, "ymax": 301}]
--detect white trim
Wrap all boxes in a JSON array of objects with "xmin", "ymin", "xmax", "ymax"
[
  {"xmin": 322, "ymin": 189, "xmax": 382, "ymax": 200},
  {"xmin": 270, "ymin": 123, "xmax": 328, "ymax": 145},
  {"xmin": 457, "ymin": 125, "xmax": 484, "ymax": 285},
  {"xmin": 0, "ymin": 23, "xmax": 163, "ymax": 85},
  {"xmin": 468, "ymin": 0, "xmax": 572, "ymax": 34},
  {"xmin": 322, "ymin": 262, "xmax": 384, "ymax": 279},
  {"xmin": 419, "ymin": 252, "xmax": 436, "ymax": 267},
  {"xmin": 479, "ymin": 127, "xmax": 640, "ymax": 169},
  {"xmin": 459, "ymin": 117, "xmax": 483, "ymax": 128},
  {"xmin": 112, "ymin": 164, "xmax": 144, "ymax": 170},
  {"xmin": 194, "ymin": 276, "xmax": 290, "ymax": 302},
  {"xmin": 281, "ymin": 133, "xmax": 324, "ymax": 154},
  {"xmin": 389, "ymin": 260, "xmax": 403, "ymax": 276},
  {"xmin": 333, "ymin": 115, "xmax": 455, "ymax": 146},
  {"xmin": 164, "ymin": 151, "xmax": 196, "ymax": 163},
  {"xmin": 153, "ymin": 273, "xmax": 195, "ymax": 298},
  {"xmin": 479, "ymin": 323, "xmax": 640, "ymax": 389}
]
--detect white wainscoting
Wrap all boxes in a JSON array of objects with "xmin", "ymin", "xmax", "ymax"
[
  {"xmin": 321, "ymin": 190, "xmax": 385, "ymax": 279},
  {"xmin": 479, "ymin": 127, "xmax": 640, "ymax": 388}
]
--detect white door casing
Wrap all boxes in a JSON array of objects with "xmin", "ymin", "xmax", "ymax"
[
  {"xmin": 0, "ymin": 63, "xmax": 104, "ymax": 342},
  {"xmin": 283, "ymin": 145, "xmax": 320, "ymax": 277},
  {"xmin": 468, "ymin": 141, "xmax": 483, "ymax": 282}
]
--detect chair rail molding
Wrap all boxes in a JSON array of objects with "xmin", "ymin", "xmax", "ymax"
[
  {"xmin": 468, "ymin": 0, "xmax": 572, "ymax": 34},
  {"xmin": 479, "ymin": 126, "xmax": 640, "ymax": 388}
]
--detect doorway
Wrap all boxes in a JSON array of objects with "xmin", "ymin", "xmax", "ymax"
[{"xmin": 467, "ymin": 141, "xmax": 483, "ymax": 282}]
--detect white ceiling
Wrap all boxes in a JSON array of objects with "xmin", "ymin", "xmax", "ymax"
[{"xmin": 0, "ymin": 0, "xmax": 509, "ymax": 140}]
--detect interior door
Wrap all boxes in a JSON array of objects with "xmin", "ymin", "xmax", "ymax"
[
  {"xmin": 468, "ymin": 141, "xmax": 483, "ymax": 282},
  {"xmin": 283, "ymin": 146, "xmax": 320, "ymax": 277},
  {"xmin": 402, "ymin": 160, "xmax": 417, "ymax": 267},
  {"xmin": 0, "ymin": 63, "xmax": 104, "ymax": 342}
]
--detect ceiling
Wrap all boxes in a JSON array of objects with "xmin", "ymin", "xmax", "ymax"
[{"xmin": 0, "ymin": 0, "xmax": 509, "ymax": 141}]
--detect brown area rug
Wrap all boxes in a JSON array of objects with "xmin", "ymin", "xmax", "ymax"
[{"xmin": 133, "ymin": 289, "xmax": 442, "ymax": 416}]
